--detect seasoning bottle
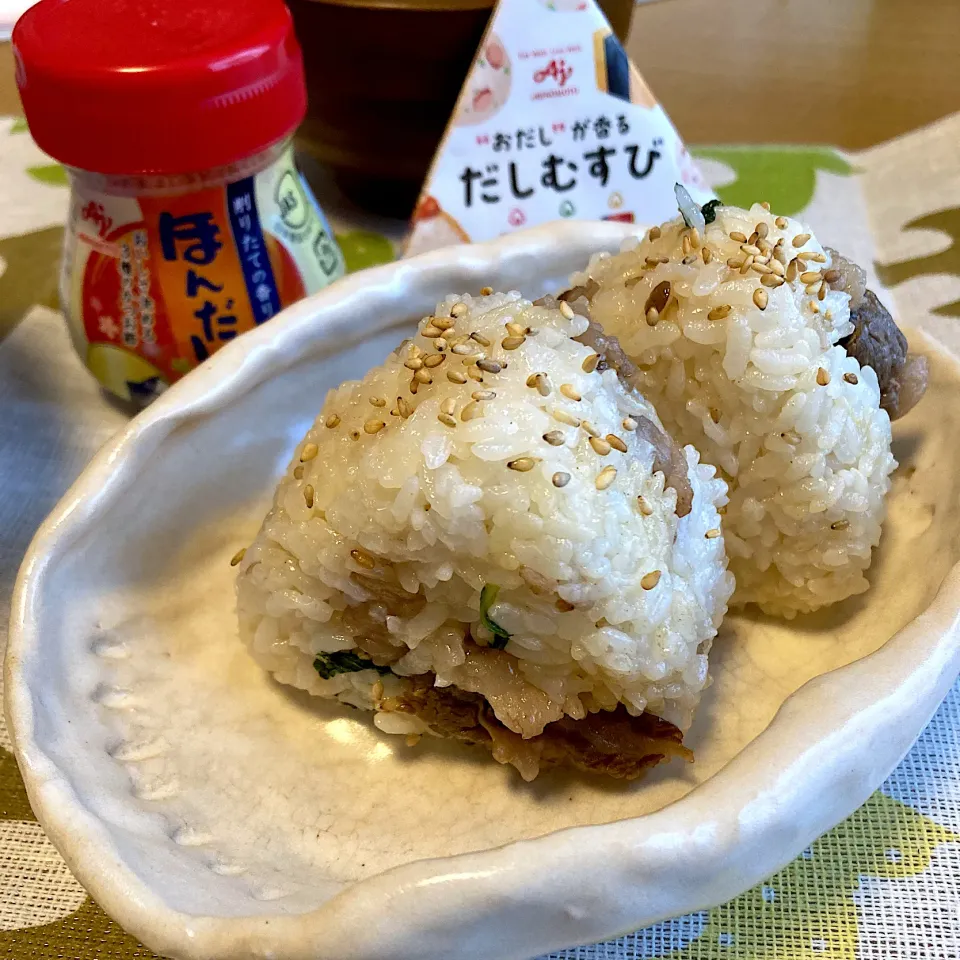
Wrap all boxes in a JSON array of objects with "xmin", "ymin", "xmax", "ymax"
[{"xmin": 13, "ymin": 0, "xmax": 345, "ymax": 404}]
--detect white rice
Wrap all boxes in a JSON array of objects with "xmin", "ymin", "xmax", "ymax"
[
  {"xmin": 579, "ymin": 203, "xmax": 895, "ymax": 616},
  {"xmin": 237, "ymin": 292, "xmax": 733, "ymax": 747}
]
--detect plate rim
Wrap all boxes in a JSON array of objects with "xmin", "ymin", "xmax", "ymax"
[{"xmin": 7, "ymin": 220, "xmax": 960, "ymax": 960}]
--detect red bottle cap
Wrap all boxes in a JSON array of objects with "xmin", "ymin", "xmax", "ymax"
[{"xmin": 13, "ymin": 0, "xmax": 307, "ymax": 176}]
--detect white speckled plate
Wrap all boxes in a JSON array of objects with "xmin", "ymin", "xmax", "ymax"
[{"xmin": 7, "ymin": 222, "xmax": 960, "ymax": 960}]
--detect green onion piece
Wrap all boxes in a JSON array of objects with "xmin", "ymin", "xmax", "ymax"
[
  {"xmin": 313, "ymin": 650, "xmax": 391, "ymax": 680},
  {"xmin": 479, "ymin": 583, "xmax": 511, "ymax": 650}
]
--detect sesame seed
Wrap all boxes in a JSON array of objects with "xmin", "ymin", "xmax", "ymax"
[
  {"xmin": 729, "ymin": 231, "xmax": 748, "ymax": 243},
  {"xmin": 421, "ymin": 326, "xmax": 443, "ymax": 338},
  {"xmin": 773, "ymin": 244, "xmax": 789, "ymax": 266},
  {"xmin": 370, "ymin": 396, "xmax": 387, "ymax": 407},
  {"xmin": 553, "ymin": 597, "xmax": 576, "ymax": 613},
  {"xmin": 350, "ymin": 429, "xmax": 361, "ymax": 440},
  {"xmin": 816, "ymin": 367, "xmax": 830, "ymax": 386},
  {"xmin": 230, "ymin": 547, "xmax": 246, "ymax": 567},
  {"xmin": 844, "ymin": 372, "xmax": 859, "ymax": 385},
  {"xmin": 748, "ymin": 231, "xmax": 759, "ymax": 246},
  {"xmin": 325, "ymin": 414, "xmax": 341, "ymax": 429},
  {"xmin": 753, "ymin": 288, "xmax": 768, "ymax": 311},
  {"xmin": 702, "ymin": 246, "xmax": 714, "ymax": 264},
  {"xmin": 300, "ymin": 442, "xmax": 319, "ymax": 462},
  {"xmin": 351, "ymin": 547, "xmax": 376, "ymax": 569},
  {"xmin": 644, "ymin": 256, "xmax": 661, "ymax": 269},
  {"xmin": 467, "ymin": 365, "xmax": 484, "ymax": 382},
  {"xmin": 622, "ymin": 417, "xmax": 638, "ymax": 431},
  {"xmin": 303, "ymin": 484, "xmax": 315, "ymax": 508},
  {"xmin": 769, "ymin": 257, "xmax": 786, "ymax": 276},
  {"xmin": 761, "ymin": 274, "xmax": 785, "ymax": 287},
  {"xmin": 648, "ymin": 225, "xmax": 662, "ymax": 241},
  {"xmin": 805, "ymin": 281, "xmax": 821, "ymax": 296},
  {"xmin": 710, "ymin": 408, "xmax": 721, "ymax": 422},
  {"xmin": 641, "ymin": 570, "xmax": 661, "ymax": 590},
  {"xmin": 438, "ymin": 413, "xmax": 457, "ymax": 428},
  {"xmin": 505, "ymin": 322, "xmax": 526, "ymax": 337},
  {"xmin": 800, "ymin": 271, "xmax": 822, "ymax": 284},
  {"xmin": 607, "ymin": 434, "xmax": 628, "ymax": 453},
  {"xmin": 472, "ymin": 389, "xmax": 496, "ymax": 401},
  {"xmin": 775, "ymin": 216, "xmax": 788, "ymax": 229},
  {"xmin": 595, "ymin": 466, "xmax": 617, "ymax": 490},
  {"xmin": 830, "ymin": 519, "xmax": 850, "ymax": 531},
  {"xmin": 423, "ymin": 354, "xmax": 445, "ymax": 368},
  {"xmin": 508, "ymin": 457, "xmax": 539, "ymax": 472},
  {"xmin": 740, "ymin": 257, "xmax": 755, "ymax": 275},
  {"xmin": 477, "ymin": 358, "xmax": 502, "ymax": 373},
  {"xmin": 705, "ymin": 528, "xmax": 721, "ymax": 540},
  {"xmin": 435, "ymin": 338, "xmax": 447, "ymax": 352},
  {"xmin": 580, "ymin": 419, "xmax": 599, "ymax": 437},
  {"xmin": 470, "ymin": 332, "xmax": 491, "ymax": 347},
  {"xmin": 818, "ymin": 282, "xmax": 829, "ymax": 301},
  {"xmin": 590, "ymin": 436, "xmax": 612, "ymax": 456},
  {"xmin": 441, "ymin": 397, "xmax": 456, "ymax": 415},
  {"xmin": 824, "ymin": 269, "xmax": 841, "ymax": 283},
  {"xmin": 397, "ymin": 397, "xmax": 412, "ymax": 418},
  {"xmin": 682, "ymin": 234, "xmax": 692, "ymax": 255},
  {"xmin": 404, "ymin": 357, "xmax": 423, "ymax": 370},
  {"xmin": 751, "ymin": 262, "xmax": 773, "ymax": 275},
  {"xmin": 645, "ymin": 280, "xmax": 672, "ymax": 315},
  {"xmin": 432, "ymin": 316, "xmax": 456, "ymax": 331},
  {"xmin": 708, "ymin": 304, "xmax": 732, "ymax": 321},
  {"xmin": 559, "ymin": 301, "xmax": 575, "ymax": 320},
  {"xmin": 451, "ymin": 343, "xmax": 475, "ymax": 356},
  {"xmin": 582, "ymin": 353, "xmax": 600, "ymax": 373},
  {"xmin": 461, "ymin": 401, "xmax": 483, "ymax": 421},
  {"xmin": 450, "ymin": 302, "xmax": 468, "ymax": 318},
  {"xmin": 364, "ymin": 419, "xmax": 386, "ymax": 434},
  {"xmin": 447, "ymin": 370, "xmax": 468, "ymax": 384},
  {"xmin": 552, "ymin": 471, "xmax": 571, "ymax": 488},
  {"xmin": 372, "ymin": 680, "xmax": 384, "ymax": 702},
  {"xmin": 755, "ymin": 222, "xmax": 769, "ymax": 239},
  {"xmin": 727, "ymin": 257, "xmax": 744, "ymax": 269},
  {"xmin": 501, "ymin": 336, "xmax": 526, "ymax": 350},
  {"xmin": 560, "ymin": 383, "xmax": 581, "ymax": 401},
  {"xmin": 553, "ymin": 409, "xmax": 581, "ymax": 427},
  {"xmin": 543, "ymin": 430, "xmax": 565, "ymax": 446},
  {"xmin": 682, "ymin": 254, "xmax": 698, "ymax": 266},
  {"xmin": 741, "ymin": 243, "xmax": 762, "ymax": 257},
  {"xmin": 415, "ymin": 369, "xmax": 433, "ymax": 384},
  {"xmin": 792, "ymin": 232, "xmax": 811, "ymax": 248},
  {"xmin": 536, "ymin": 373, "xmax": 552, "ymax": 396},
  {"xmin": 646, "ymin": 307, "xmax": 660, "ymax": 326},
  {"xmin": 293, "ymin": 465, "xmax": 304, "ymax": 480},
  {"xmin": 636, "ymin": 495, "xmax": 653, "ymax": 516},
  {"xmin": 786, "ymin": 258, "xmax": 799, "ymax": 282},
  {"xmin": 689, "ymin": 226, "xmax": 702, "ymax": 249},
  {"xmin": 480, "ymin": 286, "xmax": 493, "ymax": 296}
]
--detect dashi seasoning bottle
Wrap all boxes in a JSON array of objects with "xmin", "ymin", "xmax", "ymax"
[{"xmin": 13, "ymin": 0, "xmax": 345, "ymax": 404}]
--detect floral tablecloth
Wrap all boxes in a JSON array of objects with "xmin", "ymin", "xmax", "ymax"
[{"xmin": 2, "ymin": 112, "xmax": 960, "ymax": 959}]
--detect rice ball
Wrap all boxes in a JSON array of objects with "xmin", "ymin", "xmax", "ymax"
[
  {"xmin": 576, "ymin": 202, "xmax": 910, "ymax": 617},
  {"xmin": 236, "ymin": 291, "xmax": 733, "ymax": 779}
]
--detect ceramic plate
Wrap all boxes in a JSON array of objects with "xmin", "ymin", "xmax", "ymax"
[{"xmin": 8, "ymin": 222, "xmax": 960, "ymax": 960}]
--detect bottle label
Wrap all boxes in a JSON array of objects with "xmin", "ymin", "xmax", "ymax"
[{"xmin": 62, "ymin": 145, "xmax": 345, "ymax": 403}]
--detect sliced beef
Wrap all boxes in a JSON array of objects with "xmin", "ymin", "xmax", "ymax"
[
  {"xmin": 382, "ymin": 675, "xmax": 691, "ymax": 782},
  {"xmin": 825, "ymin": 249, "xmax": 928, "ymax": 420},
  {"xmin": 840, "ymin": 288, "xmax": 928, "ymax": 420}
]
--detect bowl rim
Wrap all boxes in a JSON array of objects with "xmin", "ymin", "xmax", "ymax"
[{"xmin": 7, "ymin": 220, "xmax": 960, "ymax": 960}]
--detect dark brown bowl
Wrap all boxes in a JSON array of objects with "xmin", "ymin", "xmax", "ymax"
[{"xmin": 291, "ymin": 0, "xmax": 635, "ymax": 218}]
